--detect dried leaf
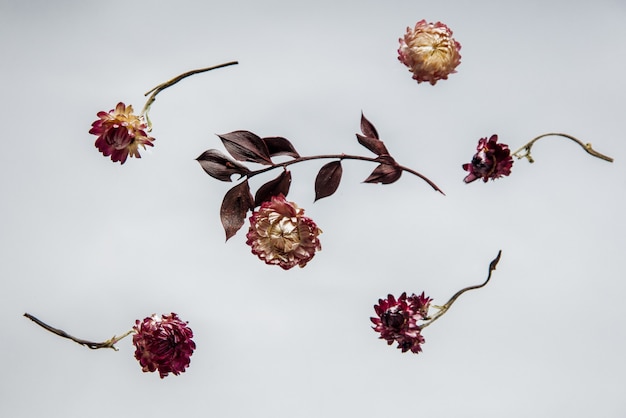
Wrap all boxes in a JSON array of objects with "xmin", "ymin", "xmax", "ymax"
[
  {"xmin": 220, "ymin": 180, "xmax": 254, "ymax": 241},
  {"xmin": 363, "ymin": 163, "xmax": 402, "ymax": 184},
  {"xmin": 356, "ymin": 133, "xmax": 389, "ymax": 156},
  {"xmin": 218, "ymin": 131, "xmax": 273, "ymax": 165},
  {"xmin": 314, "ymin": 161, "xmax": 343, "ymax": 201},
  {"xmin": 262, "ymin": 136, "xmax": 300, "ymax": 159},
  {"xmin": 254, "ymin": 170, "xmax": 292, "ymax": 207},
  {"xmin": 196, "ymin": 149, "xmax": 250, "ymax": 182},
  {"xmin": 360, "ymin": 112, "xmax": 379, "ymax": 139}
]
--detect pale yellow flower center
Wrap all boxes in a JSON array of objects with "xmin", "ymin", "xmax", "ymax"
[{"xmin": 267, "ymin": 215, "xmax": 301, "ymax": 254}]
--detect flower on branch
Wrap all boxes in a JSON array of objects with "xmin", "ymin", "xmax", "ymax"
[
  {"xmin": 89, "ymin": 102, "xmax": 155, "ymax": 164},
  {"xmin": 371, "ymin": 292, "xmax": 432, "ymax": 353},
  {"xmin": 132, "ymin": 313, "xmax": 195, "ymax": 379},
  {"xmin": 398, "ymin": 20, "xmax": 462, "ymax": 85},
  {"xmin": 246, "ymin": 194, "xmax": 322, "ymax": 270},
  {"xmin": 462, "ymin": 134, "xmax": 513, "ymax": 183},
  {"xmin": 372, "ymin": 251, "xmax": 502, "ymax": 355}
]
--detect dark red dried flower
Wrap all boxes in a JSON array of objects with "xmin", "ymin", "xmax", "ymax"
[
  {"xmin": 371, "ymin": 292, "xmax": 432, "ymax": 353},
  {"xmin": 132, "ymin": 313, "xmax": 195, "ymax": 378},
  {"xmin": 462, "ymin": 134, "xmax": 513, "ymax": 183}
]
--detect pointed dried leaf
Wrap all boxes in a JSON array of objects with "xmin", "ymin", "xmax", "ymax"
[
  {"xmin": 254, "ymin": 170, "xmax": 292, "ymax": 207},
  {"xmin": 356, "ymin": 133, "xmax": 390, "ymax": 156},
  {"xmin": 363, "ymin": 163, "xmax": 402, "ymax": 184},
  {"xmin": 314, "ymin": 161, "xmax": 343, "ymax": 201},
  {"xmin": 218, "ymin": 131, "xmax": 273, "ymax": 165},
  {"xmin": 360, "ymin": 112, "xmax": 379, "ymax": 139},
  {"xmin": 262, "ymin": 136, "xmax": 300, "ymax": 159},
  {"xmin": 220, "ymin": 180, "xmax": 254, "ymax": 241},
  {"xmin": 196, "ymin": 149, "xmax": 250, "ymax": 182}
]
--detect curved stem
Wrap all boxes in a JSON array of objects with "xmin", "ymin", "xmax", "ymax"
[
  {"xmin": 24, "ymin": 313, "xmax": 134, "ymax": 351},
  {"xmin": 245, "ymin": 154, "xmax": 445, "ymax": 194},
  {"xmin": 141, "ymin": 60, "xmax": 239, "ymax": 129},
  {"xmin": 512, "ymin": 133, "xmax": 614, "ymax": 163},
  {"xmin": 420, "ymin": 250, "xmax": 501, "ymax": 330}
]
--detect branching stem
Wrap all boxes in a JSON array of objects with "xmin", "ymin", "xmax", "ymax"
[
  {"xmin": 24, "ymin": 313, "xmax": 134, "ymax": 351},
  {"xmin": 245, "ymin": 153, "xmax": 445, "ymax": 194}
]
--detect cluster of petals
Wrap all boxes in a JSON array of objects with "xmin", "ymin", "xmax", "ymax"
[
  {"xmin": 398, "ymin": 19, "xmax": 462, "ymax": 85},
  {"xmin": 462, "ymin": 134, "xmax": 514, "ymax": 183},
  {"xmin": 246, "ymin": 194, "xmax": 322, "ymax": 270},
  {"xmin": 89, "ymin": 102, "xmax": 155, "ymax": 164},
  {"xmin": 371, "ymin": 292, "xmax": 432, "ymax": 353},
  {"xmin": 132, "ymin": 313, "xmax": 195, "ymax": 378}
]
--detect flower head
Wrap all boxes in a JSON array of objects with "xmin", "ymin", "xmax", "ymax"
[
  {"xmin": 462, "ymin": 134, "xmax": 514, "ymax": 183},
  {"xmin": 246, "ymin": 194, "xmax": 322, "ymax": 270},
  {"xmin": 398, "ymin": 20, "xmax": 462, "ymax": 85},
  {"xmin": 371, "ymin": 292, "xmax": 432, "ymax": 353},
  {"xmin": 132, "ymin": 313, "xmax": 195, "ymax": 378},
  {"xmin": 89, "ymin": 102, "xmax": 155, "ymax": 164}
]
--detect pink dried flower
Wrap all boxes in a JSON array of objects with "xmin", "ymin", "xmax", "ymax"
[
  {"xmin": 89, "ymin": 102, "xmax": 155, "ymax": 164},
  {"xmin": 463, "ymin": 134, "xmax": 514, "ymax": 183},
  {"xmin": 398, "ymin": 20, "xmax": 461, "ymax": 85},
  {"xmin": 132, "ymin": 313, "xmax": 195, "ymax": 378},
  {"xmin": 371, "ymin": 292, "xmax": 432, "ymax": 353},
  {"xmin": 246, "ymin": 194, "xmax": 322, "ymax": 270}
]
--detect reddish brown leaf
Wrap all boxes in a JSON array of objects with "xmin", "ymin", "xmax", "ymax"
[
  {"xmin": 220, "ymin": 180, "xmax": 254, "ymax": 241},
  {"xmin": 363, "ymin": 163, "xmax": 402, "ymax": 184},
  {"xmin": 217, "ymin": 131, "xmax": 273, "ymax": 165},
  {"xmin": 196, "ymin": 149, "xmax": 250, "ymax": 182},
  {"xmin": 262, "ymin": 137, "xmax": 300, "ymax": 159},
  {"xmin": 254, "ymin": 170, "xmax": 292, "ymax": 207},
  {"xmin": 360, "ymin": 112, "xmax": 379, "ymax": 139},
  {"xmin": 314, "ymin": 161, "xmax": 343, "ymax": 201},
  {"xmin": 356, "ymin": 133, "xmax": 389, "ymax": 156}
]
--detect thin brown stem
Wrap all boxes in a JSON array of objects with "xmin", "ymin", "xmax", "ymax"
[
  {"xmin": 512, "ymin": 133, "xmax": 614, "ymax": 163},
  {"xmin": 24, "ymin": 313, "xmax": 134, "ymax": 351},
  {"xmin": 420, "ymin": 250, "xmax": 502, "ymax": 329},
  {"xmin": 140, "ymin": 61, "xmax": 239, "ymax": 129},
  {"xmin": 244, "ymin": 153, "xmax": 445, "ymax": 194}
]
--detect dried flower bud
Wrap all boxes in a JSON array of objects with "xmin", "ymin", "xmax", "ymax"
[
  {"xmin": 398, "ymin": 20, "xmax": 461, "ymax": 85},
  {"xmin": 132, "ymin": 313, "xmax": 195, "ymax": 378}
]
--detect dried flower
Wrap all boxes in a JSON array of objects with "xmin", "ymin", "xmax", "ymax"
[
  {"xmin": 89, "ymin": 102, "xmax": 155, "ymax": 164},
  {"xmin": 132, "ymin": 313, "xmax": 195, "ymax": 378},
  {"xmin": 398, "ymin": 20, "xmax": 461, "ymax": 85},
  {"xmin": 246, "ymin": 194, "xmax": 322, "ymax": 270},
  {"xmin": 371, "ymin": 292, "xmax": 432, "ymax": 353},
  {"xmin": 462, "ymin": 134, "xmax": 514, "ymax": 183}
]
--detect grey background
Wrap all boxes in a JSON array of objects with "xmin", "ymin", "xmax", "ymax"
[{"xmin": 1, "ymin": 0, "xmax": 625, "ymax": 417}]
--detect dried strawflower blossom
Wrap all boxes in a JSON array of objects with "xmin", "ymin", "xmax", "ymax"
[
  {"xmin": 398, "ymin": 19, "xmax": 461, "ymax": 85},
  {"xmin": 246, "ymin": 194, "xmax": 322, "ymax": 270},
  {"xmin": 89, "ymin": 102, "xmax": 155, "ymax": 164},
  {"xmin": 132, "ymin": 313, "xmax": 195, "ymax": 379},
  {"xmin": 372, "ymin": 251, "xmax": 502, "ymax": 355},
  {"xmin": 371, "ymin": 292, "xmax": 432, "ymax": 353},
  {"xmin": 463, "ymin": 134, "xmax": 514, "ymax": 183},
  {"xmin": 88, "ymin": 62, "xmax": 237, "ymax": 164}
]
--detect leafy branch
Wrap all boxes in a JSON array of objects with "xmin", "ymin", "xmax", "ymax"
[{"xmin": 197, "ymin": 113, "xmax": 444, "ymax": 240}]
